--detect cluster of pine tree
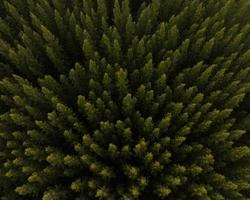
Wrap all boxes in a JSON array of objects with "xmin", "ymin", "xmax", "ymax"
[{"xmin": 0, "ymin": 0, "xmax": 250, "ymax": 199}]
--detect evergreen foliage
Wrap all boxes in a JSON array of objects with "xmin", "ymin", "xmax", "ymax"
[{"xmin": 0, "ymin": 0, "xmax": 250, "ymax": 199}]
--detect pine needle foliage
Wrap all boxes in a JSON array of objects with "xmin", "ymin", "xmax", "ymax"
[{"xmin": 0, "ymin": 0, "xmax": 250, "ymax": 199}]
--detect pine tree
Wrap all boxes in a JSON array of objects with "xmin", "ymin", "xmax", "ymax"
[{"xmin": 0, "ymin": 0, "xmax": 250, "ymax": 199}]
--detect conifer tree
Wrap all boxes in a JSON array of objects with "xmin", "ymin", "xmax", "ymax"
[{"xmin": 0, "ymin": 0, "xmax": 250, "ymax": 199}]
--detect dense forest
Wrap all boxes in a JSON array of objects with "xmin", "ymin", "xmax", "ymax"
[{"xmin": 0, "ymin": 0, "xmax": 249, "ymax": 199}]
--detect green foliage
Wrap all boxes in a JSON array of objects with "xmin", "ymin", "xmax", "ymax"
[{"xmin": 0, "ymin": 0, "xmax": 250, "ymax": 199}]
